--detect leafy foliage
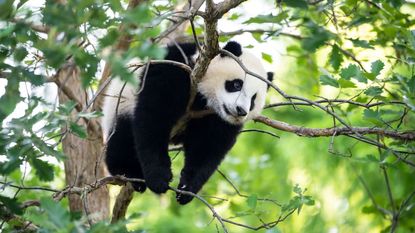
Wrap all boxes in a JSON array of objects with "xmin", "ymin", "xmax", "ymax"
[{"xmin": 1, "ymin": 0, "xmax": 415, "ymax": 232}]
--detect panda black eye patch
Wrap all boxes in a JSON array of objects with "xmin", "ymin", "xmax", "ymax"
[
  {"xmin": 250, "ymin": 93, "xmax": 257, "ymax": 111},
  {"xmin": 225, "ymin": 79, "xmax": 243, "ymax": 92}
]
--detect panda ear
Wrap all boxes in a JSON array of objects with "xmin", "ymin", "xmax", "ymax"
[
  {"xmin": 221, "ymin": 41, "xmax": 242, "ymax": 57},
  {"xmin": 266, "ymin": 72, "xmax": 274, "ymax": 90}
]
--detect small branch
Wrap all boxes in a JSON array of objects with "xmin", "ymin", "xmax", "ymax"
[
  {"xmin": 356, "ymin": 173, "xmax": 392, "ymax": 216},
  {"xmin": 0, "ymin": 181, "xmax": 59, "ymax": 192},
  {"xmin": 127, "ymin": 60, "xmax": 192, "ymax": 73},
  {"xmin": 154, "ymin": 0, "xmax": 205, "ymax": 43},
  {"xmin": 170, "ymin": 186, "xmax": 229, "ymax": 233},
  {"xmin": 240, "ymin": 129, "xmax": 280, "ymax": 139}
]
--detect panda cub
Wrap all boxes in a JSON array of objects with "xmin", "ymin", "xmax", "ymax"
[{"xmin": 102, "ymin": 41, "xmax": 273, "ymax": 205}]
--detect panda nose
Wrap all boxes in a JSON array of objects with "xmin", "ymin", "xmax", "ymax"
[{"xmin": 236, "ymin": 106, "xmax": 247, "ymax": 116}]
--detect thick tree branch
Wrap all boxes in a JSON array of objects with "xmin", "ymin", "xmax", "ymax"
[{"xmin": 111, "ymin": 183, "xmax": 134, "ymax": 223}]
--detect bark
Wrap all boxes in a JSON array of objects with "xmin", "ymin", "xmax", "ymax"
[{"xmin": 57, "ymin": 67, "xmax": 109, "ymax": 221}]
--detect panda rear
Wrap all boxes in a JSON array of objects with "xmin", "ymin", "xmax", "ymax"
[{"xmin": 102, "ymin": 41, "xmax": 273, "ymax": 204}]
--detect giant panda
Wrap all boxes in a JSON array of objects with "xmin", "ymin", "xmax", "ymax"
[{"xmin": 102, "ymin": 41, "xmax": 274, "ymax": 205}]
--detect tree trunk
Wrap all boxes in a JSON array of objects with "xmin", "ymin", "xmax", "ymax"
[{"xmin": 57, "ymin": 67, "xmax": 109, "ymax": 221}]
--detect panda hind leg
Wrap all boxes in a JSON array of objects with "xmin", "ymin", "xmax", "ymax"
[{"xmin": 105, "ymin": 115, "xmax": 146, "ymax": 192}]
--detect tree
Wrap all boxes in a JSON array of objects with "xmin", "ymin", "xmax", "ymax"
[{"xmin": 0, "ymin": 0, "xmax": 414, "ymax": 232}]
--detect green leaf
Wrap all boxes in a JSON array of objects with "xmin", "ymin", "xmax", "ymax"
[
  {"xmin": 340, "ymin": 64, "xmax": 366, "ymax": 83},
  {"xmin": 58, "ymin": 100, "xmax": 77, "ymax": 115},
  {"xmin": 363, "ymin": 109, "xmax": 383, "ymax": 126},
  {"xmin": 247, "ymin": 194, "xmax": 257, "ymax": 210},
  {"xmin": 243, "ymin": 11, "xmax": 289, "ymax": 24},
  {"xmin": 0, "ymin": 195, "xmax": 23, "ymax": 215},
  {"xmin": 364, "ymin": 87, "xmax": 383, "ymax": 96},
  {"xmin": 13, "ymin": 47, "xmax": 28, "ymax": 61},
  {"xmin": 0, "ymin": 155, "xmax": 22, "ymax": 174},
  {"xmin": 39, "ymin": 197, "xmax": 71, "ymax": 229},
  {"xmin": 350, "ymin": 39, "xmax": 374, "ymax": 49},
  {"xmin": 301, "ymin": 25, "xmax": 332, "ymax": 52},
  {"xmin": 261, "ymin": 52, "xmax": 273, "ymax": 63},
  {"xmin": 362, "ymin": 205, "xmax": 377, "ymax": 214},
  {"xmin": 0, "ymin": 77, "xmax": 21, "ymax": 121},
  {"xmin": 338, "ymin": 78, "xmax": 357, "ymax": 88},
  {"xmin": 31, "ymin": 158, "xmax": 55, "ymax": 181},
  {"xmin": 22, "ymin": 70, "xmax": 45, "ymax": 86},
  {"xmin": 69, "ymin": 122, "xmax": 87, "ymax": 138},
  {"xmin": 77, "ymin": 111, "xmax": 103, "ymax": 119},
  {"xmin": 370, "ymin": 60, "xmax": 384, "ymax": 77},
  {"xmin": 229, "ymin": 13, "xmax": 241, "ymax": 20},
  {"xmin": 123, "ymin": 4, "xmax": 153, "ymax": 24},
  {"xmin": 251, "ymin": 33, "xmax": 263, "ymax": 43},
  {"xmin": 303, "ymin": 195, "xmax": 315, "ymax": 206},
  {"xmin": 293, "ymin": 184, "xmax": 302, "ymax": 195},
  {"xmin": 284, "ymin": 0, "xmax": 308, "ymax": 8},
  {"xmin": 329, "ymin": 44, "xmax": 343, "ymax": 70},
  {"xmin": 0, "ymin": 0, "xmax": 14, "ymax": 19},
  {"xmin": 320, "ymin": 75, "xmax": 339, "ymax": 87},
  {"xmin": 99, "ymin": 27, "xmax": 119, "ymax": 48}
]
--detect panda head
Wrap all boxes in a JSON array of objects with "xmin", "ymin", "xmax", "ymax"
[{"xmin": 198, "ymin": 41, "xmax": 274, "ymax": 125}]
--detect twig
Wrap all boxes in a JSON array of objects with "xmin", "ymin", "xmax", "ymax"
[{"xmin": 240, "ymin": 129, "xmax": 280, "ymax": 138}]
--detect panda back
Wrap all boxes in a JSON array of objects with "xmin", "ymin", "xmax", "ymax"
[{"xmin": 101, "ymin": 71, "xmax": 141, "ymax": 139}]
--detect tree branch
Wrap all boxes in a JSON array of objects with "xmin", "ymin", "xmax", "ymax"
[{"xmin": 254, "ymin": 115, "xmax": 415, "ymax": 141}]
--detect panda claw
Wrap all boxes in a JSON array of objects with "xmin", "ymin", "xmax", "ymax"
[
  {"xmin": 176, "ymin": 183, "xmax": 194, "ymax": 205},
  {"xmin": 131, "ymin": 182, "xmax": 147, "ymax": 193}
]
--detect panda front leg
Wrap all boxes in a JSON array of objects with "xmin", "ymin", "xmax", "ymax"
[
  {"xmin": 132, "ymin": 64, "xmax": 190, "ymax": 194},
  {"xmin": 177, "ymin": 115, "xmax": 241, "ymax": 205}
]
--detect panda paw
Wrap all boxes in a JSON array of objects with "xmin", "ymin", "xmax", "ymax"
[
  {"xmin": 176, "ymin": 183, "xmax": 195, "ymax": 205},
  {"xmin": 131, "ymin": 182, "xmax": 147, "ymax": 193},
  {"xmin": 144, "ymin": 166, "xmax": 172, "ymax": 194}
]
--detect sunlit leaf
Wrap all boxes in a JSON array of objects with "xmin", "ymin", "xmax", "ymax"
[
  {"xmin": 262, "ymin": 52, "xmax": 273, "ymax": 63},
  {"xmin": 340, "ymin": 64, "xmax": 367, "ymax": 83},
  {"xmin": 338, "ymin": 78, "xmax": 357, "ymax": 88},
  {"xmin": 364, "ymin": 87, "xmax": 383, "ymax": 96},
  {"xmin": 370, "ymin": 60, "xmax": 384, "ymax": 77}
]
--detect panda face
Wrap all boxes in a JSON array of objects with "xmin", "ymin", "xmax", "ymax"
[{"xmin": 198, "ymin": 49, "xmax": 269, "ymax": 125}]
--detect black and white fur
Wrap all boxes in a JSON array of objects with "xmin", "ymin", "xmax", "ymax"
[{"xmin": 102, "ymin": 41, "xmax": 273, "ymax": 205}]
